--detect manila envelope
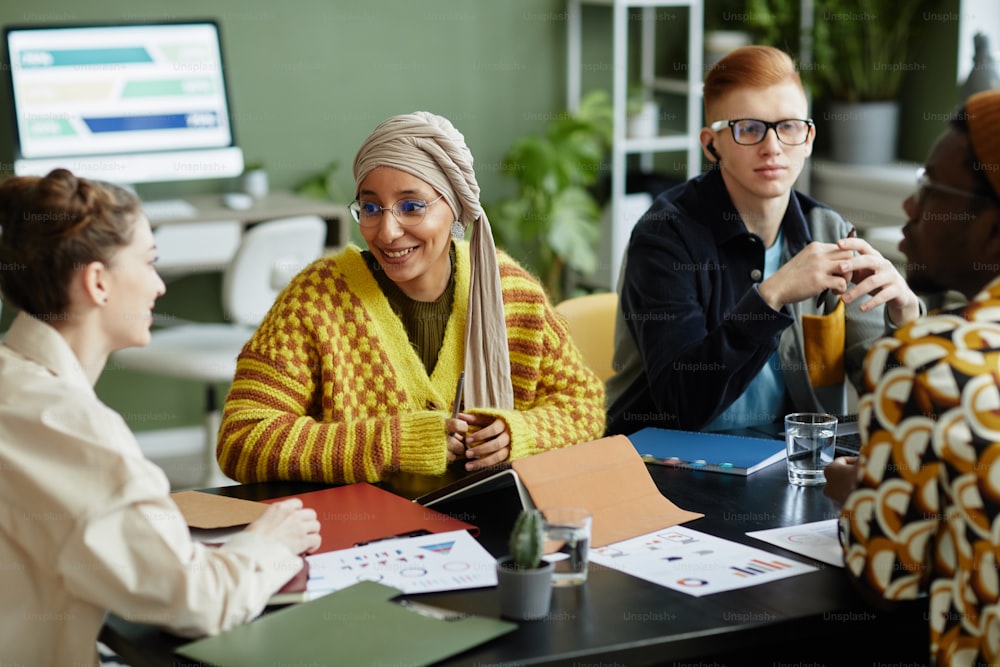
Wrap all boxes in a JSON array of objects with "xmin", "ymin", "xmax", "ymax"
[
  {"xmin": 511, "ymin": 435, "xmax": 703, "ymax": 547},
  {"xmin": 170, "ymin": 490, "xmax": 267, "ymax": 530}
]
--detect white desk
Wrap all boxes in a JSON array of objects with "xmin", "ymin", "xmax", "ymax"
[
  {"xmin": 144, "ymin": 191, "xmax": 350, "ymax": 276},
  {"xmin": 145, "ymin": 191, "xmax": 348, "ymax": 230}
]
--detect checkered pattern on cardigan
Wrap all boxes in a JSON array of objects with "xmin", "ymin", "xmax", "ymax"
[{"xmin": 217, "ymin": 241, "xmax": 606, "ymax": 484}]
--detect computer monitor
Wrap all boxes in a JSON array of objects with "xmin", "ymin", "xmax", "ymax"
[{"xmin": 2, "ymin": 20, "xmax": 243, "ymax": 186}]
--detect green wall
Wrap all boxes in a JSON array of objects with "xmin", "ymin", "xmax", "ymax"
[
  {"xmin": 0, "ymin": 0, "xmax": 967, "ymax": 432},
  {"xmin": 0, "ymin": 0, "xmax": 569, "ymax": 430},
  {"xmin": 1, "ymin": 0, "xmax": 569, "ymax": 199}
]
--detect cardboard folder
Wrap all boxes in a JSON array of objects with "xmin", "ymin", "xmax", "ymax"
[
  {"xmin": 170, "ymin": 490, "xmax": 267, "ymax": 530},
  {"xmin": 511, "ymin": 435, "xmax": 704, "ymax": 547},
  {"xmin": 176, "ymin": 581, "xmax": 517, "ymax": 667}
]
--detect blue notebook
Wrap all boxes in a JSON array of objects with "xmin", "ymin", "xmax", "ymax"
[{"xmin": 628, "ymin": 427, "xmax": 787, "ymax": 476}]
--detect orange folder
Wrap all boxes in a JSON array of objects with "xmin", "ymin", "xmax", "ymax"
[{"xmin": 262, "ymin": 483, "xmax": 479, "ymax": 554}]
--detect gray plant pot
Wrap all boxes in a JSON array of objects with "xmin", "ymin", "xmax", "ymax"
[
  {"xmin": 826, "ymin": 100, "xmax": 900, "ymax": 165},
  {"xmin": 496, "ymin": 557, "xmax": 554, "ymax": 621}
]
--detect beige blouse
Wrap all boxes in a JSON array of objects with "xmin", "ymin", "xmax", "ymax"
[{"xmin": 0, "ymin": 313, "xmax": 302, "ymax": 666}]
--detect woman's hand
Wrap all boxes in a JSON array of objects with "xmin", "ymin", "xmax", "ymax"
[
  {"xmin": 835, "ymin": 236, "xmax": 921, "ymax": 327},
  {"xmin": 445, "ymin": 413, "xmax": 511, "ymax": 471},
  {"xmin": 822, "ymin": 456, "xmax": 859, "ymax": 508},
  {"xmin": 445, "ymin": 415, "xmax": 468, "ymax": 464},
  {"xmin": 244, "ymin": 498, "xmax": 322, "ymax": 555}
]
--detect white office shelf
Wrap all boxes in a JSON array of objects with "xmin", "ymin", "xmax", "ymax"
[
  {"xmin": 568, "ymin": 0, "xmax": 704, "ymax": 290},
  {"xmin": 621, "ymin": 134, "xmax": 694, "ymax": 153},
  {"xmin": 650, "ymin": 77, "xmax": 697, "ymax": 96},
  {"xmin": 577, "ymin": 0, "xmax": 698, "ymax": 6}
]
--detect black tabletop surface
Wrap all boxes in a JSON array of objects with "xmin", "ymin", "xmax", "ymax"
[{"xmin": 100, "ymin": 461, "xmax": 930, "ymax": 666}]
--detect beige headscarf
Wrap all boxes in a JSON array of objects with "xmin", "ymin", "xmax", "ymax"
[{"xmin": 352, "ymin": 111, "xmax": 514, "ymax": 410}]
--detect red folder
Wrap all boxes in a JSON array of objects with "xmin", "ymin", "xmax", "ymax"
[{"xmin": 262, "ymin": 483, "xmax": 478, "ymax": 554}]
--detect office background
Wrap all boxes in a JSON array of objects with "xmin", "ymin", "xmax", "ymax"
[{"xmin": 0, "ymin": 0, "xmax": 975, "ymax": 445}]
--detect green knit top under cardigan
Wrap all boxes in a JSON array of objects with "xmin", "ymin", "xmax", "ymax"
[
  {"xmin": 365, "ymin": 246, "xmax": 455, "ymax": 375},
  {"xmin": 217, "ymin": 240, "xmax": 606, "ymax": 484}
]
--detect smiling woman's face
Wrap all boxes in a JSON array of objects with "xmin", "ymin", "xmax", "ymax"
[{"xmin": 357, "ymin": 166, "xmax": 456, "ymax": 302}]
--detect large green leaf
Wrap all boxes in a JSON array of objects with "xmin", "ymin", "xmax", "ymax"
[
  {"xmin": 546, "ymin": 188, "xmax": 601, "ymax": 276},
  {"xmin": 489, "ymin": 89, "xmax": 612, "ymax": 300}
]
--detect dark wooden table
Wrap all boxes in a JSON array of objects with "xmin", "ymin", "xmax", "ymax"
[{"xmin": 100, "ymin": 462, "xmax": 930, "ymax": 666}]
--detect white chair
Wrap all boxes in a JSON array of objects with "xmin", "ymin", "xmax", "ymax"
[{"xmin": 113, "ymin": 215, "xmax": 328, "ymax": 487}]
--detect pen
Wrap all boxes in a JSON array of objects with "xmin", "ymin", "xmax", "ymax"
[
  {"xmin": 451, "ymin": 371, "xmax": 465, "ymax": 421},
  {"xmin": 450, "ymin": 371, "xmax": 465, "ymax": 448},
  {"xmin": 816, "ymin": 226, "xmax": 857, "ymax": 308}
]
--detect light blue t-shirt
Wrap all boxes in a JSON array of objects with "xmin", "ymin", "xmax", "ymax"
[{"xmin": 705, "ymin": 229, "xmax": 787, "ymax": 432}]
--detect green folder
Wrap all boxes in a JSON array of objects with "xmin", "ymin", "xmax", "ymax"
[{"xmin": 176, "ymin": 582, "xmax": 517, "ymax": 666}]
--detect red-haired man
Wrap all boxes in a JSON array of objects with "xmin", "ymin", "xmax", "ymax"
[{"xmin": 607, "ymin": 45, "xmax": 921, "ymax": 436}]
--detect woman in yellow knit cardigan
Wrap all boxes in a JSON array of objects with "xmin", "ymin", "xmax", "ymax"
[{"xmin": 217, "ymin": 112, "xmax": 606, "ymax": 485}]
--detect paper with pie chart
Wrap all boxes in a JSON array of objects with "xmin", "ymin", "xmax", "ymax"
[
  {"xmin": 746, "ymin": 519, "xmax": 844, "ymax": 568},
  {"xmin": 304, "ymin": 529, "xmax": 497, "ymax": 599},
  {"xmin": 589, "ymin": 525, "xmax": 818, "ymax": 597}
]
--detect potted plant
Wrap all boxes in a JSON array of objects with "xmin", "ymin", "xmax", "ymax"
[
  {"xmin": 813, "ymin": 0, "xmax": 944, "ymax": 164},
  {"xmin": 745, "ymin": 0, "xmax": 943, "ymax": 164},
  {"xmin": 295, "ymin": 159, "xmax": 349, "ymax": 203},
  {"xmin": 488, "ymin": 89, "xmax": 612, "ymax": 302},
  {"xmin": 703, "ymin": 0, "xmax": 755, "ymax": 70},
  {"xmin": 496, "ymin": 508, "xmax": 554, "ymax": 621}
]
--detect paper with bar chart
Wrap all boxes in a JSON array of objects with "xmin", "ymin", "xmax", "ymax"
[
  {"xmin": 304, "ymin": 529, "xmax": 498, "ymax": 599},
  {"xmin": 589, "ymin": 525, "xmax": 818, "ymax": 597}
]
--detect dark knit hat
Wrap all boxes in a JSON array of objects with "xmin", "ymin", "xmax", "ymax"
[{"xmin": 966, "ymin": 90, "xmax": 1000, "ymax": 199}]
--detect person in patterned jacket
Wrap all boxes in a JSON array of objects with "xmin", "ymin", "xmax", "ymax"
[
  {"xmin": 824, "ymin": 89, "xmax": 1000, "ymax": 667},
  {"xmin": 217, "ymin": 112, "xmax": 606, "ymax": 485}
]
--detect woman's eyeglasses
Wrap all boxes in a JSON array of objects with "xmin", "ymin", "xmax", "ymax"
[
  {"xmin": 914, "ymin": 167, "xmax": 998, "ymax": 207},
  {"xmin": 349, "ymin": 195, "xmax": 445, "ymax": 227}
]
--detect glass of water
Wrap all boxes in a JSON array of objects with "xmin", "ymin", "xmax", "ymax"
[
  {"xmin": 784, "ymin": 413, "xmax": 838, "ymax": 486},
  {"xmin": 541, "ymin": 507, "xmax": 592, "ymax": 586}
]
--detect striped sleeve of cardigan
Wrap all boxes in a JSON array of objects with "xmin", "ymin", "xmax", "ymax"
[
  {"xmin": 216, "ymin": 252, "xmax": 450, "ymax": 484},
  {"xmin": 484, "ymin": 253, "xmax": 607, "ymax": 457}
]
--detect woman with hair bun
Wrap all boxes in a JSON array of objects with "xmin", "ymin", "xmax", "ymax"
[{"xmin": 0, "ymin": 169, "xmax": 321, "ymax": 665}]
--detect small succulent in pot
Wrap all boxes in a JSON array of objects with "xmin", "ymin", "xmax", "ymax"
[
  {"xmin": 497, "ymin": 508, "xmax": 553, "ymax": 621},
  {"xmin": 507, "ymin": 509, "xmax": 545, "ymax": 570}
]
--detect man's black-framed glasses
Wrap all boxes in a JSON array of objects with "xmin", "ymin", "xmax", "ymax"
[
  {"xmin": 349, "ymin": 195, "xmax": 445, "ymax": 227},
  {"xmin": 914, "ymin": 167, "xmax": 999, "ymax": 208},
  {"xmin": 709, "ymin": 118, "xmax": 813, "ymax": 146}
]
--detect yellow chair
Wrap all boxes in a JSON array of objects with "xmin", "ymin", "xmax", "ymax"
[{"xmin": 554, "ymin": 292, "xmax": 618, "ymax": 382}]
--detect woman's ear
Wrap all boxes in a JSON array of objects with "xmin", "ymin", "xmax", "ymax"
[{"xmin": 78, "ymin": 260, "xmax": 110, "ymax": 305}]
